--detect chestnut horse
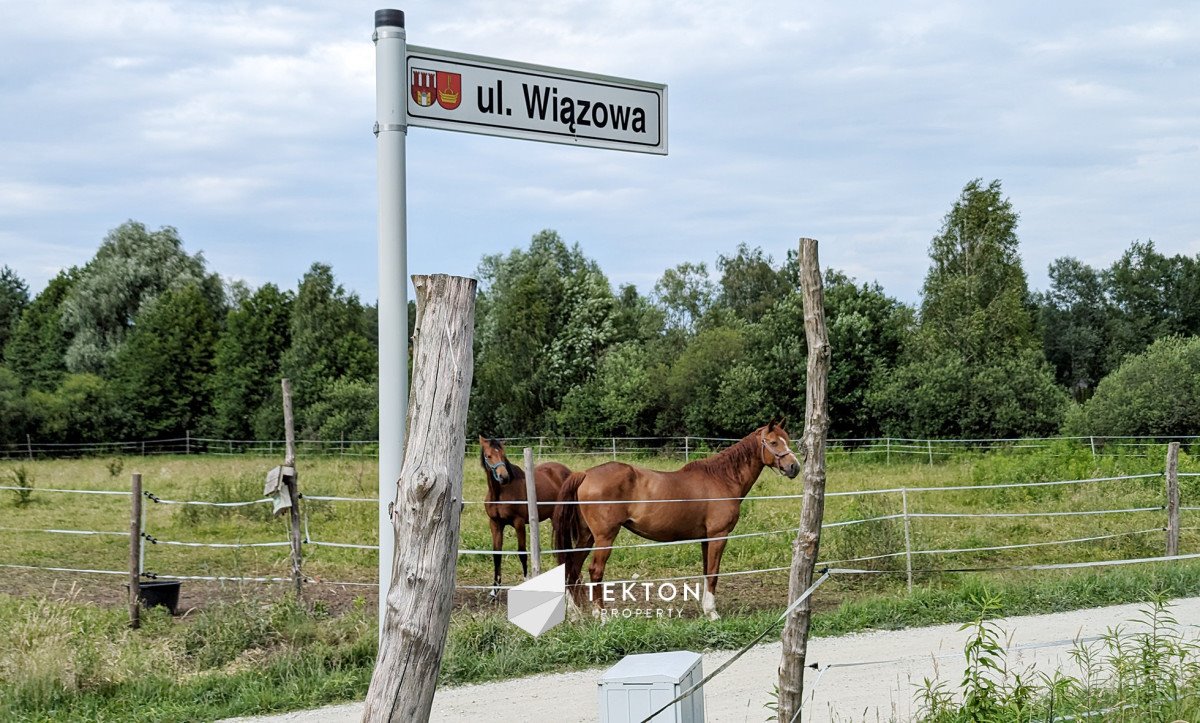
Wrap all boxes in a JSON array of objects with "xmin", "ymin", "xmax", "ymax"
[
  {"xmin": 553, "ymin": 421, "xmax": 800, "ymax": 620},
  {"xmin": 479, "ymin": 436, "xmax": 571, "ymax": 595}
]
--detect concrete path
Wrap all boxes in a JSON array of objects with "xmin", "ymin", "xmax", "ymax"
[{"xmin": 221, "ymin": 596, "xmax": 1200, "ymax": 722}]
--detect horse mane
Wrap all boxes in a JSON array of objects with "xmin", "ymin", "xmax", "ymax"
[{"xmin": 682, "ymin": 430, "xmax": 759, "ymax": 481}]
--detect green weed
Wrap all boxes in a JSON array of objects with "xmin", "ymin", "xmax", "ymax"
[
  {"xmin": 915, "ymin": 593, "xmax": 1200, "ymax": 722},
  {"xmin": 8, "ymin": 466, "xmax": 33, "ymax": 507}
]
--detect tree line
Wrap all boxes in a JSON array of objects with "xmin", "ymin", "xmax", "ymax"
[{"xmin": 1, "ymin": 179, "xmax": 1198, "ymax": 449}]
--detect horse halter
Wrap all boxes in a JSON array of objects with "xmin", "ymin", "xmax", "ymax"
[
  {"xmin": 760, "ymin": 430, "xmax": 798, "ymax": 476},
  {"xmin": 484, "ymin": 456, "xmax": 508, "ymax": 483}
]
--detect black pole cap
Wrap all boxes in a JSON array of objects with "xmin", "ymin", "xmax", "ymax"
[{"xmin": 375, "ymin": 9, "xmax": 404, "ymax": 28}]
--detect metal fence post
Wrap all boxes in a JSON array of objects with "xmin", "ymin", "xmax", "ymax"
[{"xmin": 927, "ymin": 439, "xmax": 933, "ymax": 466}]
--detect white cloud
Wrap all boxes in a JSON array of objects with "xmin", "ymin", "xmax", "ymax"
[{"xmin": 0, "ymin": 0, "xmax": 1198, "ymax": 305}]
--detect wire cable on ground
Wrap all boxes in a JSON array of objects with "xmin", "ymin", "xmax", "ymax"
[{"xmin": 637, "ymin": 571, "xmax": 832, "ymax": 723}]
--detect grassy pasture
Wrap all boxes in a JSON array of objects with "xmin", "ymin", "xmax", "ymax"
[
  {"xmin": 2, "ymin": 442, "xmax": 1200, "ymax": 721},
  {"xmin": 2, "ymin": 441, "xmax": 1197, "ymax": 610}
]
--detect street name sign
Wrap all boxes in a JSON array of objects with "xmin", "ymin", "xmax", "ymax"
[
  {"xmin": 406, "ymin": 45, "xmax": 667, "ymax": 154},
  {"xmin": 373, "ymin": 9, "xmax": 667, "ymax": 634}
]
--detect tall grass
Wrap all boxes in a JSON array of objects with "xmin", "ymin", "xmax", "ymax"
[
  {"xmin": 915, "ymin": 593, "xmax": 1200, "ymax": 721},
  {"xmin": 0, "ymin": 589, "xmax": 374, "ymax": 723},
  {"xmin": 1, "ymin": 443, "xmax": 1198, "ymax": 720},
  {"xmin": 5, "ymin": 567, "xmax": 1200, "ymax": 720}
]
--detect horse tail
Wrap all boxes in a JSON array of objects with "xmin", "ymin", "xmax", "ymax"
[{"xmin": 553, "ymin": 471, "xmax": 587, "ymax": 567}]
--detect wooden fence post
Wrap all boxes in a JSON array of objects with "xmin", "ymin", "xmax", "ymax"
[
  {"xmin": 902, "ymin": 488, "xmax": 913, "ymax": 594},
  {"xmin": 1090, "ymin": 435, "xmax": 1097, "ymax": 459},
  {"xmin": 927, "ymin": 439, "xmax": 934, "ymax": 466},
  {"xmin": 129, "ymin": 472, "xmax": 143, "ymax": 629},
  {"xmin": 363, "ymin": 274, "xmax": 476, "ymax": 722},
  {"xmin": 26, "ymin": 434, "xmax": 32, "ymax": 461},
  {"xmin": 281, "ymin": 379, "xmax": 303, "ymax": 599},
  {"xmin": 185, "ymin": 430, "xmax": 190, "ymax": 454},
  {"xmin": 523, "ymin": 447, "xmax": 541, "ymax": 578},
  {"xmin": 778, "ymin": 238, "xmax": 831, "ymax": 723},
  {"xmin": 1166, "ymin": 442, "xmax": 1180, "ymax": 557},
  {"xmin": 886, "ymin": 436, "xmax": 891, "ymax": 465}
]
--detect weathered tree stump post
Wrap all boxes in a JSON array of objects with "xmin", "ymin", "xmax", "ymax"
[
  {"xmin": 1166, "ymin": 442, "xmax": 1180, "ymax": 557},
  {"xmin": 902, "ymin": 487, "xmax": 914, "ymax": 594},
  {"xmin": 281, "ymin": 378, "xmax": 303, "ymax": 598},
  {"xmin": 129, "ymin": 472, "xmax": 143, "ymax": 629},
  {"xmin": 523, "ymin": 447, "xmax": 541, "ymax": 577},
  {"xmin": 362, "ymin": 274, "xmax": 476, "ymax": 722},
  {"xmin": 778, "ymin": 238, "xmax": 831, "ymax": 723}
]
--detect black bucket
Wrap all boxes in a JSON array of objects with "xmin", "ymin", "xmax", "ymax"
[{"xmin": 129, "ymin": 580, "xmax": 182, "ymax": 614}]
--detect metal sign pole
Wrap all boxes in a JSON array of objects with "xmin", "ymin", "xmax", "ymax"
[
  {"xmin": 372, "ymin": 8, "xmax": 665, "ymax": 640},
  {"xmin": 375, "ymin": 8, "xmax": 408, "ymax": 634}
]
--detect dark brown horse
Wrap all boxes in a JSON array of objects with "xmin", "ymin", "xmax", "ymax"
[
  {"xmin": 479, "ymin": 436, "xmax": 571, "ymax": 596},
  {"xmin": 553, "ymin": 421, "xmax": 800, "ymax": 620}
]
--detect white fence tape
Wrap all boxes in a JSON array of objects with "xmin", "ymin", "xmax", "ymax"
[
  {"xmin": 0, "ymin": 485, "xmax": 131, "ymax": 496},
  {"xmin": 0, "ymin": 526, "xmax": 129, "ymax": 537}
]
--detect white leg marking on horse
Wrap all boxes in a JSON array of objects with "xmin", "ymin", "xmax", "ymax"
[{"xmin": 703, "ymin": 590, "xmax": 720, "ymax": 621}]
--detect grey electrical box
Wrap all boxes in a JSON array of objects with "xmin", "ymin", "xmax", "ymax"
[{"xmin": 597, "ymin": 650, "xmax": 705, "ymax": 722}]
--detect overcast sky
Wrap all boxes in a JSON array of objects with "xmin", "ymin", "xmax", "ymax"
[{"xmin": 2, "ymin": 1, "xmax": 1197, "ymax": 304}]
